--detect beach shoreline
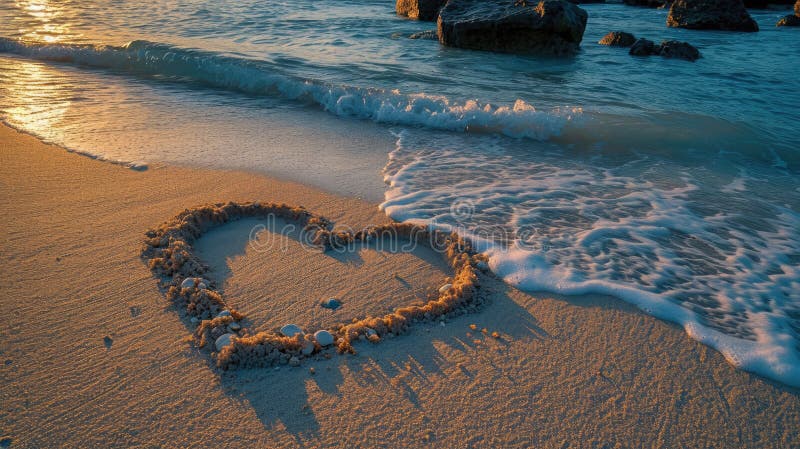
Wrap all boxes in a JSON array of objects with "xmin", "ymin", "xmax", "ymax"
[{"xmin": 1, "ymin": 123, "xmax": 798, "ymax": 448}]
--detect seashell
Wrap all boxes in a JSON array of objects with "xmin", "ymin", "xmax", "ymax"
[
  {"xmin": 314, "ymin": 330, "xmax": 335, "ymax": 347},
  {"xmin": 280, "ymin": 324, "xmax": 303, "ymax": 337},
  {"xmin": 180, "ymin": 278, "xmax": 196, "ymax": 289},
  {"xmin": 439, "ymin": 283, "xmax": 453, "ymax": 294},
  {"xmin": 215, "ymin": 333, "xmax": 235, "ymax": 351}
]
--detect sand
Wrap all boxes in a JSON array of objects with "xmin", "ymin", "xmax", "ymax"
[{"xmin": 0, "ymin": 124, "xmax": 798, "ymax": 448}]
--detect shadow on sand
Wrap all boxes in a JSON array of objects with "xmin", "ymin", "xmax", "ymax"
[{"xmin": 184, "ymin": 216, "xmax": 550, "ymax": 443}]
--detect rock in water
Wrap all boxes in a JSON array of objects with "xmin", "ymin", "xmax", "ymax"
[
  {"xmin": 397, "ymin": 0, "xmax": 449, "ymax": 21},
  {"xmin": 598, "ymin": 31, "xmax": 637, "ymax": 47},
  {"xmin": 667, "ymin": 0, "xmax": 758, "ymax": 32},
  {"xmin": 215, "ymin": 333, "xmax": 235, "ymax": 351},
  {"xmin": 657, "ymin": 40, "xmax": 701, "ymax": 61},
  {"xmin": 314, "ymin": 330, "xmax": 335, "ymax": 346},
  {"xmin": 289, "ymin": 356, "xmax": 300, "ymax": 367},
  {"xmin": 629, "ymin": 38, "xmax": 657, "ymax": 56},
  {"xmin": 777, "ymin": 14, "xmax": 800, "ymax": 27},
  {"xmin": 280, "ymin": 324, "xmax": 303, "ymax": 337},
  {"xmin": 437, "ymin": 0, "xmax": 589, "ymax": 55}
]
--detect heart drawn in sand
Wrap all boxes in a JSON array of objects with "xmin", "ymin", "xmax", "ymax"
[{"xmin": 141, "ymin": 202, "xmax": 487, "ymax": 371}]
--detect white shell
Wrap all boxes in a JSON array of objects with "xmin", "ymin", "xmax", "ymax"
[
  {"xmin": 180, "ymin": 278, "xmax": 196, "ymax": 289},
  {"xmin": 438, "ymin": 283, "xmax": 453, "ymax": 294},
  {"xmin": 215, "ymin": 333, "xmax": 235, "ymax": 351},
  {"xmin": 280, "ymin": 324, "xmax": 303, "ymax": 337},
  {"xmin": 314, "ymin": 330, "xmax": 335, "ymax": 347}
]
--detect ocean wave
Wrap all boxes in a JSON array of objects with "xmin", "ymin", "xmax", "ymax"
[{"xmin": 0, "ymin": 37, "xmax": 577, "ymax": 140}]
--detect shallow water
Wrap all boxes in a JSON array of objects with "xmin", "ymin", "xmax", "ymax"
[{"xmin": 1, "ymin": 0, "xmax": 799, "ymax": 386}]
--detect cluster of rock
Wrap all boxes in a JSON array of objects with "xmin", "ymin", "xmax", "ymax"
[
  {"xmin": 141, "ymin": 201, "xmax": 490, "ymax": 371},
  {"xmin": 599, "ymin": 31, "xmax": 701, "ymax": 61},
  {"xmin": 777, "ymin": 0, "xmax": 800, "ymax": 26},
  {"xmin": 395, "ymin": 0, "xmax": 781, "ymax": 58},
  {"xmin": 667, "ymin": 0, "xmax": 758, "ymax": 32}
]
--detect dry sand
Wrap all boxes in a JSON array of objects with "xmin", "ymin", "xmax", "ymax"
[{"xmin": 1, "ymin": 124, "xmax": 798, "ymax": 448}]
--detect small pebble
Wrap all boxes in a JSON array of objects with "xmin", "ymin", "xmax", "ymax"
[
  {"xmin": 216, "ymin": 310, "xmax": 231, "ymax": 318},
  {"xmin": 314, "ymin": 330, "xmax": 335, "ymax": 347},
  {"xmin": 180, "ymin": 278, "xmax": 196, "ymax": 289},
  {"xmin": 229, "ymin": 322, "xmax": 241, "ymax": 332},
  {"xmin": 301, "ymin": 341, "xmax": 315, "ymax": 356},
  {"xmin": 214, "ymin": 333, "xmax": 235, "ymax": 351},
  {"xmin": 438, "ymin": 284, "xmax": 453, "ymax": 294},
  {"xmin": 440, "ymin": 321, "xmax": 446, "ymax": 327},
  {"xmin": 190, "ymin": 317, "xmax": 199, "ymax": 324},
  {"xmin": 289, "ymin": 356, "xmax": 300, "ymax": 367},
  {"xmin": 280, "ymin": 324, "xmax": 303, "ymax": 337},
  {"xmin": 320, "ymin": 298, "xmax": 342, "ymax": 310},
  {"xmin": 309, "ymin": 367, "xmax": 316, "ymax": 375},
  {"xmin": 103, "ymin": 335, "xmax": 113, "ymax": 349},
  {"xmin": 365, "ymin": 328, "xmax": 377, "ymax": 337},
  {"xmin": 469, "ymin": 324, "xmax": 478, "ymax": 331},
  {"xmin": 491, "ymin": 331, "xmax": 501, "ymax": 339},
  {"xmin": 197, "ymin": 282, "xmax": 207, "ymax": 290}
]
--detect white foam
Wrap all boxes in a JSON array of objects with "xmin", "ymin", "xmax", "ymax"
[{"xmin": 381, "ymin": 130, "xmax": 800, "ymax": 387}]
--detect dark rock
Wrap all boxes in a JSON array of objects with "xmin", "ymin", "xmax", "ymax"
[
  {"xmin": 437, "ymin": 0, "xmax": 589, "ymax": 55},
  {"xmin": 103, "ymin": 335, "xmax": 113, "ymax": 349},
  {"xmin": 777, "ymin": 13, "xmax": 800, "ymax": 25},
  {"xmin": 409, "ymin": 30, "xmax": 439, "ymax": 39},
  {"xmin": 667, "ymin": 0, "xmax": 758, "ymax": 32},
  {"xmin": 657, "ymin": 40, "xmax": 701, "ymax": 61},
  {"xmin": 743, "ymin": 0, "xmax": 795, "ymax": 8},
  {"xmin": 397, "ymin": 0, "xmax": 449, "ymax": 21},
  {"xmin": 599, "ymin": 31, "xmax": 637, "ymax": 46},
  {"xmin": 623, "ymin": 0, "xmax": 670, "ymax": 7},
  {"xmin": 629, "ymin": 38, "xmax": 657, "ymax": 56}
]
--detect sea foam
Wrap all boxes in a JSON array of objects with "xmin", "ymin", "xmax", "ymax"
[{"xmin": 381, "ymin": 130, "xmax": 800, "ymax": 387}]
